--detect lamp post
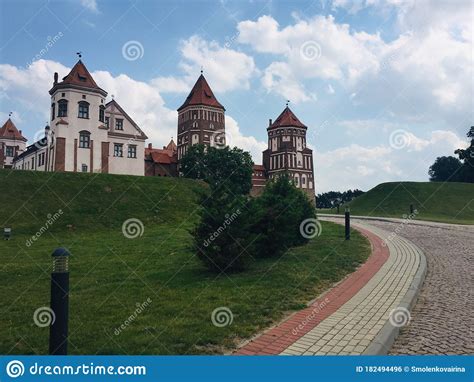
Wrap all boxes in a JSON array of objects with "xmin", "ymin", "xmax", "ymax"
[
  {"xmin": 345, "ymin": 207, "xmax": 350, "ymax": 241},
  {"xmin": 410, "ymin": 204, "xmax": 414, "ymax": 215},
  {"xmin": 4, "ymin": 227, "xmax": 11, "ymax": 240},
  {"xmin": 49, "ymin": 247, "xmax": 70, "ymax": 355}
]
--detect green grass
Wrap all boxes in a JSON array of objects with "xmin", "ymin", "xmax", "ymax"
[
  {"xmin": 318, "ymin": 181, "xmax": 474, "ymax": 224},
  {"xmin": 0, "ymin": 169, "xmax": 370, "ymax": 355}
]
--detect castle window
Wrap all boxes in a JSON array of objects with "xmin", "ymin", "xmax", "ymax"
[
  {"xmin": 115, "ymin": 119, "xmax": 123, "ymax": 130},
  {"xmin": 81, "ymin": 164, "xmax": 88, "ymax": 172},
  {"xmin": 79, "ymin": 131, "xmax": 90, "ymax": 148},
  {"xmin": 114, "ymin": 143, "xmax": 123, "ymax": 157},
  {"xmin": 6, "ymin": 146, "xmax": 13, "ymax": 157},
  {"xmin": 51, "ymin": 103, "xmax": 55, "ymax": 121},
  {"xmin": 99, "ymin": 105, "xmax": 105, "ymax": 122},
  {"xmin": 61, "ymin": 93, "xmax": 65, "ymax": 97},
  {"xmin": 192, "ymin": 121, "xmax": 198, "ymax": 128},
  {"xmin": 209, "ymin": 123, "xmax": 214, "ymax": 130},
  {"xmin": 105, "ymin": 117, "xmax": 109, "ymax": 128},
  {"xmin": 128, "ymin": 145, "xmax": 137, "ymax": 158},
  {"xmin": 58, "ymin": 99, "xmax": 68, "ymax": 117},
  {"xmin": 78, "ymin": 101, "xmax": 89, "ymax": 119}
]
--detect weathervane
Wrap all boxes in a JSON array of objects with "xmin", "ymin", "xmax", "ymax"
[
  {"xmin": 111, "ymin": 94, "xmax": 115, "ymax": 100},
  {"xmin": 8, "ymin": 111, "xmax": 12, "ymax": 117},
  {"xmin": 200, "ymin": 66, "xmax": 203, "ymax": 74},
  {"xmin": 76, "ymin": 51, "xmax": 82, "ymax": 59},
  {"xmin": 286, "ymin": 100, "xmax": 290, "ymax": 107}
]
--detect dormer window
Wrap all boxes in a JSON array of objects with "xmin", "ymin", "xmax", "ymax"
[
  {"xmin": 78, "ymin": 74, "xmax": 87, "ymax": 82},
  {"xmin": 99, "ymin": 105, "xmax": 105, "ymax": 122},
  {"xmin": 78, "ymin": 101, "xmax": 89, "ymax": 119},
  {"xmin": 58, "ymin": 99, "xmax": 68, "ymax": 117}
]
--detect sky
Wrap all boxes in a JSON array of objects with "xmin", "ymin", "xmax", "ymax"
[{"xmin": 0, "ymin": 0, "xmax": 472, "ymax": 192}]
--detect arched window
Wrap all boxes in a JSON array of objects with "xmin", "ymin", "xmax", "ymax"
[
  {"xmin": 78, "ymin": 101, "xmax": 89, "ymax": 119},
  {"xmin": 57, "ymin": 99, "xmax": 68, "ymax": 117},
  {"xmin": 79, "ymin": 130, "xmax": 90, "ymax": 148},
  {"xmin": 99, "ymin": 105, "xmax": 105, "ymax": 122},
  {"xmin": 192, "ymin": 121, "xmax": 198, "ymax": 128},
  {"xmin": 209, "ymin": 123, "xmax": 214, "ymax": 130},
  {"xmin": 51, "ymin": 103, "xmax": 56, "ymax": 121}
]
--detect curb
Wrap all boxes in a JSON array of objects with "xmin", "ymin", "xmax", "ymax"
[{"xmin": 362, "ymin": 238, "xmax": 427, "ymax": 355}]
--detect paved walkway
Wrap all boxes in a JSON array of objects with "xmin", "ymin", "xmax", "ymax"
[
  {"xmin": 235, "ymin": 220, "xmax": 425, "ymax": 355},
  {"xmin": 363, "ymin": 219, "xmax": 474, "ymax": 355}
]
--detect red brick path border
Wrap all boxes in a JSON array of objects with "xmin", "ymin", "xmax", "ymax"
[{"xmin": 234, "ymin": 226, "xmax": 389, "ymax": 355}]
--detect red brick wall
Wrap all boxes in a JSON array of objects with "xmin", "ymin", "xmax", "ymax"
[{"xmin": 54, "ymin": 137, "xmax": 66, "ymax": 171}]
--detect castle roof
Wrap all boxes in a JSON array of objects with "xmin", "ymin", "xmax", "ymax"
[
  {"xmin": 49, "ymin": 60, "xmax": 107, "ymax": 96},
  {"xmin": 178, "ymin": 74, "xmax": 225, "ymax": 111},
  {"xmin": 145, "ymin": 139, "xmax": 177, "ymax": 165},
  {"xmin": 0, "ymin": 118, "xmax": 27, "ymax": 141},
  {"xmin": 269, "ymin": 106, "xmax": 306, "ymax": 129}
]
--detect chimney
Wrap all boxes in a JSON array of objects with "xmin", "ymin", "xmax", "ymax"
[
  {"xmin": 54, "ymin": 72, "xmax": 58, "ymax": 85},
  {"xmin": 148, "ymin": 143, "xmax": 152, "ymax": 149},
  {"xmin": 269, "ymin": 119, "xmax": 272, "ymax": 127}
]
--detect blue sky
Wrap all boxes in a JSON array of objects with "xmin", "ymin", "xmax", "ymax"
[{"xmin": 0, "ymin": 0, "xmax": 472, "ymax": 191}]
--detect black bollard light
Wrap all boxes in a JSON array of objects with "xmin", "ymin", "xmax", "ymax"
[
  {"xmin": 49, "ymin": 247, "xmax": 70, "ymax": 355},
  {"xmin": 410, "ymin": 204, "xmax": 414, "ymax": 215},
  {"xmin": 345, "ymin": 207, "xmax": 350, "ymax": 240},
  {"xmin": 4, "ymin": 227, "xmax": 11, "ymax": 240}
]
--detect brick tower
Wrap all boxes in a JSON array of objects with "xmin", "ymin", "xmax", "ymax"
[
  {"xmin": 176, "ymin": 73, "xmax": 226, "ymax": 160},
  {"xmin": 262, "ymin": 105, "xmax": 315, "ymax": 201}
]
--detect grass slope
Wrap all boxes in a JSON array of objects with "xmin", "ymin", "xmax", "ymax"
[
  {"xmin": 319, "ymin": 181, "xmax": 474, "ymax": 224},
  {"xmin": 0, "ymin": 169, "xmax": 370, "ymax": 354}
]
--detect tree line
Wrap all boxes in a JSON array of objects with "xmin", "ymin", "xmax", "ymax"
[{"xmin": 428, "ymin": 126, "xmax": 474, "ymax": 183}]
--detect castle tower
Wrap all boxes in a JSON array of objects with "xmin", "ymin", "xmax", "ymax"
[
  {"xmin": 0, "ymin": 118, "xmax": 27, "ymax": 169},
  {"xmin": 176, "ymin": 73, "xmax": 225, "ymax": 160},
  {"xmin": 48, "ymin": 59, "xmax": 108, "ymax": 172},
  {"xmin": 262, "ymin": 106, "xmax": 315, "ymax": 200}
]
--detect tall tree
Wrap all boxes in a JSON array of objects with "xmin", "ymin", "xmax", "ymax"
[
  {"xmin": 428, "ymin": 156, "xmax": 463, "ymax": 182},
  {"xmin": 180, "ymin": 144, "xmax": 254, "ymax": 195},
  {"xmin": 454, "ymin": 126, "xmax": 474, "ymax": 183}
]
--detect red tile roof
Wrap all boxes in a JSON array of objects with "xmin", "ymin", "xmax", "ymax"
[
  {"xmin": 253, "ymin": 164, "xmax": 265, "ymax": 171},
  {"xmin": 178, "ymin": 74, "xmax": 225, "ymax": 111},
  {"xmin": 269, "ymin": 106, "xmax": 306, "ymax": 129},
  {"xmin": 145, "ymin": 140, "xmax": 177, "ymax": 164},
  {"xmin": 50, "ymin": 60, "xmax": 107, "ymax": 96},
  {"xmin": 0, "ymin": 118, "xmax": 27, "ymax": 141}
]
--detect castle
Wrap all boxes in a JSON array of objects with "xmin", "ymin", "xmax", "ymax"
[{"xmin": 0, "ymin": 59, "xmax": 315, "ymax": 200}]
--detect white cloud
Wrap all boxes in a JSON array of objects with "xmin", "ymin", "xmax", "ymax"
[
  {"xmin": 225, "ymin": 115, "xmax": 266, "ymax": 162},
  {"xmin": 153, "ymin": 35, "xmax": 257, "ymax": 94},
  {"xmin": 79, "ymin": 0, "xmax": 99, "ymax": 13},
  {"xmin": 0, "ymin": 59, "xmax": 266, "ymax": 161}
]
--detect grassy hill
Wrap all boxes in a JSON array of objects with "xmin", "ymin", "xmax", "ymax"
[
  {"xmin": 0, "ymin": 169, "xmax": 370, "ymax": 355},
  {"xmin": 319, "ymin": 182, "xmax": 474, "ymax": 224}
]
